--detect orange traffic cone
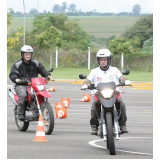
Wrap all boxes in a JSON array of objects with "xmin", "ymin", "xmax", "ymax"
[
  {"xmin": 61, "ymin": 98, "xmax": 70, "ymax": 108},
  {"xmin": 47, "ymin": 86, "xmax": 56, "ymax": 92},
  {"xmin": 56, "ymin": 107, "xmax": 67, "ymax": 119},
  {"xmin": 55, "ymin": 102, "xmax": 65, "ymax": 110},
  {"xmin": 33, "ymin": 114, "xmax": 48, "ymax": 142},
  {"xmin": 80, "ymin": 94, "xmax": 91, "ymax": 102}
]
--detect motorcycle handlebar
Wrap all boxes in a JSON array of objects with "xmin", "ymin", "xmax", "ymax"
[{"xmin": 81, "ymin": 84, "xmax": 132, "ymax": 90}]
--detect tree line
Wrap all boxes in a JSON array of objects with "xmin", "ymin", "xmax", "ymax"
[
  {"xmin": 7, "ymin": 10, "xmax": 153, "ymax": 69},
  {"xmin": 11, "ymin": 3, "xmax": 146, "ymax": 17}
]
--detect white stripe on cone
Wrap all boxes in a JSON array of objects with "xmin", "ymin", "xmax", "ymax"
[
  {"xmin": 81, "ymin": 96, "xmax": 88, "ymax": 101},
  {"xmin": 35, "ymin": 131, "xmax": 45, "ymax": 136},
  {"xmin": 58, "ymin": 111, "xmax": 65, "ymax": 118},
  {"xmin": 38, "ymin": 121, "xmax": 44, "ymax": 126},
  {"xmin": 56, "ymin": 105, "xmax": 63, "ymax": 109},
  {"xmin": 63, "ymin": 100, "xmax": 69, "ymax": 107}
]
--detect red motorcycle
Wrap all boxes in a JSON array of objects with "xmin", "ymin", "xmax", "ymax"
[{"xmin": 9, "ymin": 68, "xmax": 54, "ymax": 135}]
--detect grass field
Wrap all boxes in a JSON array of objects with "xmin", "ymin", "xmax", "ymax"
[
  {"xmin": 7, "ymin": 67, "xmax": 153, "ymax": 82},
  {"xmin": 8, "ymin": 16, "xmax": 140, "ymax": 38}
]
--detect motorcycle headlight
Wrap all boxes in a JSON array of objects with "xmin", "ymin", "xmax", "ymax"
[
  {"xmin": 100, "ymin": 89, "xmax": 114, "ymax": 99},
  {"xmin": 36, "ymin": 85, "xmax": 44, "ymax": 91}
]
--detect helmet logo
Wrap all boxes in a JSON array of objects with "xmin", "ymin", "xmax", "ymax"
[
  {"xmin": 100, "ymin": 54, "xmax": 104, "ymax": 55},
  {"xmin": 27, "ymin": 49, "xmax": 31, "ymax": 51}
]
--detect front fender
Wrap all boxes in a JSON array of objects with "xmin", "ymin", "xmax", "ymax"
[{"xmin": 36, "ymin": 91, "xmax": 51, "ymax": 98}]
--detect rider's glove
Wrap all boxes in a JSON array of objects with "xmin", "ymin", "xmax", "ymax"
[
  {"xmin": 125, "ymin": 80, "xmax": 131, "ymax": 85},
  {"xmin": 16, "ymin": 78, "xmax": 30, "ymax": 85},
  {"xmin": 21, "ymin": 79, "xmax": 30, "ymax": 85},
  {"xmin": 47, "ymin": 75, "xmax": 55, "ymax": 81},
  {"xmin": 15, "ymin": 79, "xmax": 21, "ymax": 84},
  {"xmin": 81, "ymin": 84, "xmax": 88, "ymax": 90}
]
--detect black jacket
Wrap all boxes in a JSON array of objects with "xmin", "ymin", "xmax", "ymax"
[{"xmin": 9, "ymin": 59, "xmax": 50, "ymax": 84}]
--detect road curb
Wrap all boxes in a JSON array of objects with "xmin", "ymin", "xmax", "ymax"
[{"xmin": 7, "ymin": 79, "xmax": 153, "ymax": 90}]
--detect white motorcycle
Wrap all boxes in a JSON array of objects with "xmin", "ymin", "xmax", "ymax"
[{"xmin": 79, "ymin": 70, "xmax": 131, "ymax": 155}]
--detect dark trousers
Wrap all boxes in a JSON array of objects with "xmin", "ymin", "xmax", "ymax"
[
  {"xmin": 15, "ymin": 85, "xmax": 28, "ymax": 114},
  {"xmin": 90, "ymin": 97, "xmax": 127, "ymax": 127}
]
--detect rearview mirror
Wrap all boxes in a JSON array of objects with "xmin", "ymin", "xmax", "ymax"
[
  {"xmin": 48, "ymin": 68, "xmax": 54, "ymax": 72},
  {"xmin": 79, "ymin": 74, "xmax": 86, "ymax": 79},
  {"xmin": 122, "ymin": 70, "xmax": 130, "ymax": 75}
]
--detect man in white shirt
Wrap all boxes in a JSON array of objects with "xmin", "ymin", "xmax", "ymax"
[{"xmin": 81, "ymin": 49, "xmax": 131, "ymax": 135}]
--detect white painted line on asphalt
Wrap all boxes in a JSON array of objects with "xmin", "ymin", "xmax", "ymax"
[{"xmin": 88, "ymin": 137, "xmax": 153, "ymax": 156}]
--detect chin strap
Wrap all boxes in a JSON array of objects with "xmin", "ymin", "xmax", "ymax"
[{"xmin": 100, "ymin": 65, "xmax": 109, "ymax": 71}]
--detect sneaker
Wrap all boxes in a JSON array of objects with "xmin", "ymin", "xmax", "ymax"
[
  {"xmin": 18, "ymin": 114, "xmax": 25, "ymax": 121},
  {"xmin": 91, "ymin": 125, "xmax": 98, "ymax": 135},
  {"xmin": 120, "ymin": 125, "xmax": 128, "ymax": 133}
]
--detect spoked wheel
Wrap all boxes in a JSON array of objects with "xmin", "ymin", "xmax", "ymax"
[
  {"xmin": 106, "ymin": 112, "xmax": 116, "ymax": 155},
  {"xmin": 15, "ymin": 116, "xmax": 29, "ymax": 131},
  {"xmin": 40, "ymin": 101, "xmax": 54, "ymax": 135}
]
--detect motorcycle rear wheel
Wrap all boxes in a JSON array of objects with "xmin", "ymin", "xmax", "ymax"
[
  {"xmin": 40, "ymin": 101, "xmax": 54, "ymax": 135},
  {"xmin": 106, "ymin": 112, "xmax": 116, "ymax": 155},
  {"xmin": 15, "ymin": 116, "xmax": 29, "ymax": 131}
]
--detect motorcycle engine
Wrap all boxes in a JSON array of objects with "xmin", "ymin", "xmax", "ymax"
[{"xmin": 25, "ymin": 107, "xmax": 39, "ymax": 121}]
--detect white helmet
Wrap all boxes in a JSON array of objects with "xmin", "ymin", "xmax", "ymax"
[
  {"xmin": 21, "ymin": 45, "xmax": 33, "ymax": 60},
  {"xmin": 96, "ymin": 49, "xmax": 112, "ymax": 67}
]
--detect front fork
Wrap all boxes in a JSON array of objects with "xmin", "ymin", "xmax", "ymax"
[
  {"xmin": 34, "ymin": 91, "xmax": 42, "ymax": 115},
  {"xmin": 113, "ymin": 104, "xmax": 120, "ymax": 140},
  {"xmin": 100, "ymin": 104, "xmax": 120, "ymax": 141},
  {"xmin": 99, "ymin": 105, "xmax": 107, "ymax": 140}
]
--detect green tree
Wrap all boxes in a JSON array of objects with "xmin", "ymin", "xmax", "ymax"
[
  {"xmin": 35, "ymin": 26, "xmax": 62, "ymax": 49},
  {"xmin": 7, "ymin": 8, "xmax": 13, "ymax": 27},
  {"xmin": 52, "ymin": 4, "xmax": 61, "ymax": 13},
  {"xmin": 29, "ymin": 8, "xmax": 38, "ymax": 16},
  {"xmin": 7, "ymin": 9, "xmax": 23, "ymax": 50},
  {"xmin": 132, "ymin": 4, "xmax": 141, "ymax": 14},
  {"xmin": 108, "ymin": 37, "xmax": 133, "ymax": 55},
  {"xmin": 122, "ymin": 14, "xmax": 153, "ymax": 48},
  {"xmin": 61, "ymin": 2, "xmax": 67, "ymax": 13},
  {"xmin": 68, "ymin": 3, "xmax": 76, "ymax": 12},
  {"xmin": 32, "ymin": 13, "xmax": 90, "ymax": 50},
  {"xmin": 142, "ymin": 37, "xmax": 153, "ymax": 53}
]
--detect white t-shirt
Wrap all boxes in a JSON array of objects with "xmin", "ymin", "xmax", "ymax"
[{"xmin": 87, "ymin": 66, "xmax": 122, "ymax": 94}]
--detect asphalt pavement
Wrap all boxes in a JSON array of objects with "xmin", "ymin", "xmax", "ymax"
[{"xmin": 7, "ymin": 78, "xmax": 153, "ymax": 159}]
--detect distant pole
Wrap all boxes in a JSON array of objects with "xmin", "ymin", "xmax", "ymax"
[
  {"xmin": 50, "ymin": 52, "xmax": 52, "ymax": 69},
  {"xmin": 37, "ymin": 0, "xmax": 39, "ymax": 15},
  {"xmin": 23, "ymin": 0, "xmax": 25, "ymax": 45},
  {"xmin": 88, "ymin": 47, "xmax": 90, "ymax": 69},
  {"xmin": 56, "ymin": 46, "xmax": 58, "ymax": 68},
  {"xmin": 121, "ymin": 52, "xmax": 124, "ymax": 72}
]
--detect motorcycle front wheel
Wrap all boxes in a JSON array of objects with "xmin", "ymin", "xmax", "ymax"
[
  {"xmin": 40, "ymin": 101, "xmax": 54, "ymax": 135},
  {"xmin": 106, "ymin": 112, "xmax": 116, "ymax": 155},
  {"xmin": 15, "ymin": 116, "xmax": 29, "ymax": 131}
]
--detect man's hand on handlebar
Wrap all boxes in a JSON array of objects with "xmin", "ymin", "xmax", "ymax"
[
  {"xmin": 81, "ymin": 84, "xmax": 88, "ymax": 90},
  {"xmin": 125, "ymin": 80, "xmax": 131, "ymax": 85},
  {"xmin": 45, "ymin": 75, "xmax": 55, "ymax": 82},
  {"xmin": 15, "ymin": 78, "xmax": 31, "ymax": 85}
]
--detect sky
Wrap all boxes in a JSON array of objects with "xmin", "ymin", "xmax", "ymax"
[{"xmin": 7, "ymin": 0, "xmax": 153, "ymax": 14}]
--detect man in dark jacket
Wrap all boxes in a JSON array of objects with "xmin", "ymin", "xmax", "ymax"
[{"xmin": 9, "ymin": 45, "xmax": 53, "ymax": 120}]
